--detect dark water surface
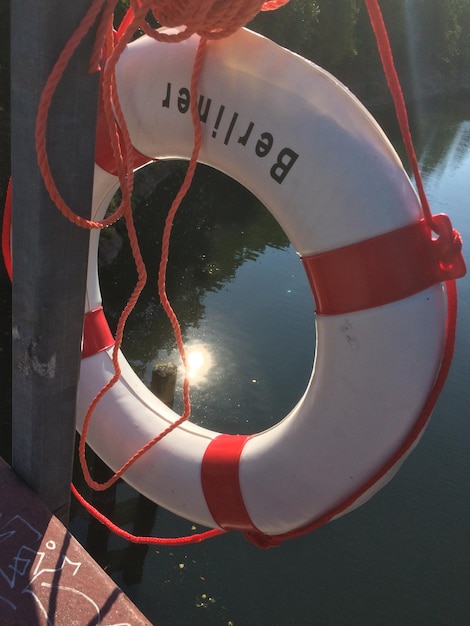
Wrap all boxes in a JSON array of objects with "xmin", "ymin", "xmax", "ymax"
[{"xmin": 68, "ymin": 93, "xmax": 470, "ymax": 625}]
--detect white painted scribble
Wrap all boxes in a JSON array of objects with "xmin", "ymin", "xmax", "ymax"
[
  {"xmin": 0, "ymin": 545, "xmax": 39, "ymax": 590},
  {"xmin": 0, "ymin": 512, "xmax": 133, "ymax": 625}
]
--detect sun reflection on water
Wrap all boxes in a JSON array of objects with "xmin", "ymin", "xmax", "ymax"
[{"xmin": 185, "ymin": 344, "xmax": 213, "ymax": 383}]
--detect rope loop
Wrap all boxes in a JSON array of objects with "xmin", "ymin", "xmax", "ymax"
[
  {"xmin": 430, "ymin": 213, "xmax": 466, "ymax": 276},
  {"xmin": 31, "ymin": 0, "xmax": 287, "ymax": 504}
]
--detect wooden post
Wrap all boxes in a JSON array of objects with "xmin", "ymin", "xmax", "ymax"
[
  {"xmin": 11, "ymin": 2, "xmax": 100, "ymax": 523},
  {"xmin": 150, "ymin": 361, "xmax": 178, "ymax": 408}
]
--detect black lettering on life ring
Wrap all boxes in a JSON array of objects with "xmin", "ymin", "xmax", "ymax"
[{"xmin": 162, "ymin": 82, "xmax": 299, "ymax": 184}]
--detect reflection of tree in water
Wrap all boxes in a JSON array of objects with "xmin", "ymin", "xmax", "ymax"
[
  {"xmin": 372, "ymin": 96, "xmax": 470, "ymax": 183},
  {"xmin": 415, "ymin": 100, "xmax": 470, "ymax": 179},
  {"xmin": 367, "ymin": 97, "xmax": 470, "ymax": 184},
  {"xmin": 99, "ymin": 161, "xmax": 289, "ymax": 373}
]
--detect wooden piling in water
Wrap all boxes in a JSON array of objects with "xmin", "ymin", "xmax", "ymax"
[{"xmin": 151, "ymin": 360, "xmax": 178, "ymax": 408}]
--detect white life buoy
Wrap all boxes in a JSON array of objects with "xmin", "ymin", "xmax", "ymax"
[{"xmin": 78, "ymin": 28, "xmax": 450, "ymax": 541}]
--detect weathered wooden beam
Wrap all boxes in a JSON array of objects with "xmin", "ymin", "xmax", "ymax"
[{"xmin": 11, "ymin": 1, "xmax": 100, "ymax": 523}]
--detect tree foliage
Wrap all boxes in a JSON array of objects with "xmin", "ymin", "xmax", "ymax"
[
  {"xmin": 250, "ymin": 0, "xmax": 470, "ymax": 92},
  {"xmin": 249, "ymin": 0, "xmax": 320, "ymax": 58},
  {"xmin": 111, "ymin": 1, "xmax": 470, "ymax": 91}
]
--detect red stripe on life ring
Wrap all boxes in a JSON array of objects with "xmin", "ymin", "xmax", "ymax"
[
  {"xmin": 201, "ymin": 435, "xmax": 284, "ymax": 547},
  {"xmin": 82, "ymin": 307, "xmax": 115, "ymax": 359},
  {"xmin": 201, "ymin": 434, "xmax": 254, "ymax": 531},
  {"xmin": 302, "ymin": 218, "xmax": 463, "ymax": 316},
  {"xmin": 95, "ymin": 90, "xmax": 150, "ymax": 175}
]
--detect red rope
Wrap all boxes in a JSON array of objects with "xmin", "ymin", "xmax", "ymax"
[
  {"xmin": 156, "ymin": 38, "xmax": 207, "ymax": 425},
  {"xmin": 364, "ymin": 0, "xmax": 431, "ymax": 224},
  {"xmin": 2, "ymin": 178, "xmax": 12, "ymax": 281},
  {"xmin": 31, "ymin": 0, "xmax": 289, "ymax": 496},
  {"xmin": 30, "ymin": 0, "xmax": 290, "ymax": 541},
  {"xmin": 257, "ymin": 0, "xmax": 465, "ymax": 547},
  {"xmin": 78, "ymin": 36, "xmax": 208, "ymax": 492},
  {"xmin": 10, "ymin": 0, "xmax": 460, "ymax": 547},
  {"xmin": 364, "ymin": 0, "xmax": 464, "ymax": 270},
  {"xmin": 74, "ymin": 1, "xmax": 291, "ymax": 495},
  {"xmin": 71, "ymin": 483, "xmax": 226, "ymax": 544}
]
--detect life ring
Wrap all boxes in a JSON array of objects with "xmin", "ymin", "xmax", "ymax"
[{"xmin": 78, "ymin": 28, "xmax": 450, "ymax": 539}]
